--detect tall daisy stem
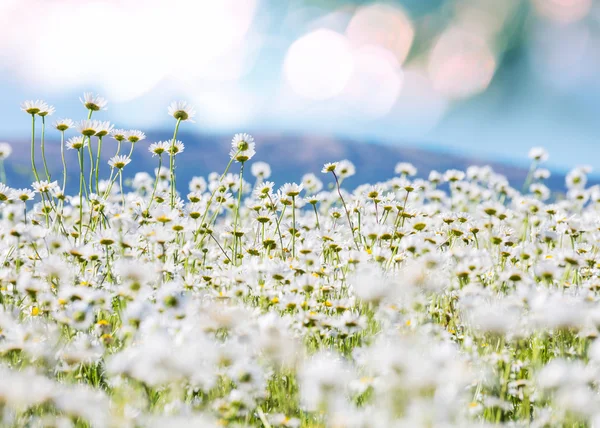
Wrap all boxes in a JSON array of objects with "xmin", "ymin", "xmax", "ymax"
[
  {"xmin": 78, "ymin": 148, "xmax": 85, "ymax": 244},
  {"xmin": 233, "ymin": 162, "xmax": 245, "ymax": 264},
  {"xmin": 40, "ymin": 116, "xmax": 51, "ymax": 181},
  {"xmin": 60, "ymin": 131, "xmax": 67, "ymax": 193},
  {"xmin": 30, "ymin": 114, "xmax": 40, "ymax": 182},
  {"xmin": 95, "ymin": 137, "xmax": 103, "ymax": 194},
  {"xmin": 169, "ymin": 118, "xmax": 182, "ymax": 208},
  {"xmin": 146, "ymin": 155, "xmax": 163, "ymax": 213}
]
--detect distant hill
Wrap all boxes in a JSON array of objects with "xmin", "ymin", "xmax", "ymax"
[{"xmin": 0, "ymin": 131, "xmax": 576, "ymax": 193}]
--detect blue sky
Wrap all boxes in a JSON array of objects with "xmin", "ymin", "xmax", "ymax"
[{"xmin": 1, "ymin": 0, "xmax": 600, "ymax": 173}]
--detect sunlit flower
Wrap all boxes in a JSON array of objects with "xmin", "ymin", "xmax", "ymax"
[
  {"xmin": 21, "ymin": 100, "xmax": 50, "ymax": 115},
  {"xmin": 0, "ymin": 142, "xmax": 12, "ymax": 159},
  {"xmin": 108, "ymin": 155, "xmax": 131, "ymax": 169},
  {"xmin": 66, "ymin": 136, "xmax": 87, "ymax": 150},
  {"xmin": 53, "ymin": 118, "xmax": 74, "ymax": 131},
  {"xmin": 168, "ymin": 101, "xmax": 196, "ymax": 122},
  {"xmin": 80, "ymin": 92, "xmax": 108, "ymax": 111}
]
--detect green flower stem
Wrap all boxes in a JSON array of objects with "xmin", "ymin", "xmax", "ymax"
[
  {"xmin": 232, "ymin": 162, "xmax": 245, "ymax": 264},
  {"xmin": 40, "ymin": 116, "xmax": 51, "ymax": 181},
  {"xmin": 85, "ymin": 110, "xmax": 94, "ymax": 195},
  {"xmin": 169, "ymin": 118, "xmax": 182, "ymax": 208},
  {"xmin": 95, "ymin": 137, "xmax": 103, "ymax": 194},
  {"xmin": 78, "ymin": 148, "xmax": 85, "ymax": 244},
  {"xmin": 0, "ymin": 160, "xmax": 6, "ymax": 184},
  {"xmin": 292, "ymin": 195, "xmax": 296, "ymax": 258},
  {"xmin": 30, "ymin": 114, "xmax": 40, "ymax": 182},
  {"xmin": 60, "ymin": 131, "xmax": 67, "ymax": 193},
  {"xmin": 332, "ymin": 171, "xmax": 359, "ymax": 251},
  {"xmin": 146, "ymin": 155, "xmax": 163, "ymax": 213}
]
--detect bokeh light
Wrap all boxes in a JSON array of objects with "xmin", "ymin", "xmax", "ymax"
[
  {"xmin": 341, "ymin": 46, "xmax": 403, "ymax": 119},
  {"xmin": 283, "ymin": 29, "xmax": 354, "ymax": 100},
  {"xmin": 428, "ymin": 26, "xmax": 497, "ymax": 99},
  {"xmin": 532, "ymin": 0, "xmax": 592, "ymax": 25},
  {"xmin": 346, "ymin": 3, "xmax": 414, "ymax": 65}
]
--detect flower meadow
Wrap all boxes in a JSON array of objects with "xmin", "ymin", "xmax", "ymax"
[{"xmin": 0, "ymin": 96, "xmax": 599, "ymax": 428}]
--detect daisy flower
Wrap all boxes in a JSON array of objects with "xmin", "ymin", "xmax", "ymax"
[
  {"xmin": 76, "ymin": 120, "xmax": 100, "ymax": 137},
  {"xmin": 321, "ymin": 162, "xmax": 338, "ymax": 174},
  {"xmin": 53, "ymin": 118, "xmax": 74, "ymax": 131},
  {"xmin": 66, "ymin": 136, "xmax": 87, "ymax": 150},
  {"xmin": 230, "ymin": 133, "xmax": 256, "ymax": 163},
  {"xmin": 11, "ymin": 188, "xmax": 34, "ymax": 202},
  {"xmin": 168, "ymin": 101, "xmax": 196, "ymax": 122},
  {"xmin": 0, "ymin": 142, "xmax": 12, "ymax": 159},
  {"xmin": 111, "ymin": 129, "xmax": 128, "ymax": 142},
  {"xmin": 94, "ymin": 121, "xmax": 114, "ymax": 137},
  {"xmin": 32, "ymin": 180, "xmax": 59, "ymax": 193},
  {"xmin": 125, "ymin": 130, "xmax": 146, "ymax": 143},
  {"xmin": 21, "ymin": 100, "xmax": 50, "ymax": 115},
  {"xmin": 0, "ymin": 183, "xmax": 12, "ymax": 201},
  {"xmin": 168, "ymin": 141, "xmax": 185, "ymax": 156},
  {"xmin": 280, "ymin": 183, "xmax": 304, "ymax": 197},
  {"xmin": 80, "ymin": 92, "xmax": 108, "ymax": 111},
  {"xmin": 38, "ymin": 103, "xmax": 55, "ymax": 117},
  {"xmin": 148, "ymin": 141, "xmax": 170, "ymax": 156},
  {"xmin": 528, "ymin": 146, "xmax": 549, "ymax": 162},
  {"xmin": 108, "ymin": 155, "xmax": 131, "ymax": 169}
]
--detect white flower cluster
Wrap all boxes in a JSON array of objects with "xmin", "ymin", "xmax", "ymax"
[{"xmin": 0, "ymin": 96, "xmax": 599, "ymax": 427}]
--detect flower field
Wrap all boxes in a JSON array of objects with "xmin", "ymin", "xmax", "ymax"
[{"xmin": 0, "ymin": 96, "xmax": 598, "ymax": 427}]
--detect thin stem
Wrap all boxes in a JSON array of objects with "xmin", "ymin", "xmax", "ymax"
[
  {"xmin": 60, "ymin": 131, "xmax": 67, "ymax": 192},
  {"xmin": 169, "ymin": 118, "xmax": 182, "ymax": 208},
  {"xmin": 233, "ymin": 162, "xmax": 245, "ymax": 264},
  {"xmin": 41, "ymin": 116, "xmax": 51, "ymax": 181},
  {"xmin": 312, "ymin": 203, "xmax": 320, "ymax": 230},
  {"xmin": 119, "ymin": 171, "xmax": 125, "ymax": 208},
  {"xmin": 78, "ymin": 148, "xmax": 84, "ymax": 244},
  {"xmin": 88, "ymin": 138, "xmax": 95, "ymax": 194},
  {"xmin": 103, "ymin": 141, "xmax": 122, "ymax": 199},
  {"xmin": 95, "ymin": 136, "xmax": 103, "ymax": 194},
  {"xmin": 146, "ymin": 155, "xmax": 163, "ymax": 213},
  {"xmin": 292, "ymin": 196, "xmax": 296, "ymax": 258},
  {"xmin": 30, "ymin": 114, "xmax": 40, "ymax": 182},
  {"xmin": 85, "ymin": 110, "xmax": 94, "ymax": 194},
  {"xmin": 332, "ymin": 171, "xmax": 359, "ymax": 250},
  {"xmin": 0, "ymin": 160, "xmax": 6, "ymax": 184}
]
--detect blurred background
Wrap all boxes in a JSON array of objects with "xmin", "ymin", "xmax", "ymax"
[{"xmin": 0, "ymin": 0, "xmax": 599, "ymax": 187}]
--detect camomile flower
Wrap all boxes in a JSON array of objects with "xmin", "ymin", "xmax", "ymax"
[
  {"xmin": 111, "ymin": 129, "xmax": 127, "ymax": 142},
  {"xmin": 251, "ymin": 161, "xmax": 271, "ymax": 179},
  {"xmin": 12, "ymin": 188, "xmax": 34, "ymax": 202},
  {"xmin": 0, "ymin": 183, "xmax": 12, "ymax": 201},
  {"xmin": 321, "ymin": 162, "xmax": 338, "ymax": 174},
  {"xmin": 76, "ymin": 120, "xmax": 100, "ymax": 137},
  {"xmin": 80, "ymin": 92, "xmax": 108, "ymax": 111},
  {"xmin": 337, "ymin": 160, "xmax": 355, "ymax": 179},
  {"xmin": 443, "ymin": 169, "xmax": 465, "ymax": 182},
  {"xmin": 168, "ymin": 101, "xmax": 196, "ymax": 122},
  {"xmin": 280, "ymin": 183, "xmax": 303, "ymax": 197},
  {"xmin": 94, "ymin": 120, "xmax": 114, "ymax": 137},
  {"xmin": 148, "ymin": 141, "xmax": 170, "ymax": 156},
  {"xmin": 21, "ymin": 100, "xmax": 50, "ymax": 115},
  {"xmin": 528, "ymin": 146, "xmax": 549, "ymax": 162},
  {"xmin": 32, "ymin": 180, "xmax": 59, "ymax": 194},
  {"xmin": 53, "ymin": 118, "xmax": 74, "ymax": 131},
  {"xmin": 165, "ymin": 141, "xmax": 184, "ymax": 157},
  {"xmin": 108, "ymin": 155, "xmax": 131, "ymax": 169},
  {"xmin": 395, "ymin": 162, "xmax": 417, "ymax": 177},
  {"xmin": 125, "ymin": 130, "xmax": 146, "ymax": 143},
  {"xmin": 0, "ymin": 142, "xmax": 12, "ymax": 159},
  {"xmin": 230, "ymin": 133, "xmax": 256, "ymax": 163},
  {"xmin": 38, "ymin": 103, "xmax": 55, "ymax": 117},
  {"xmin": 66, "ymin": 136, "xmax": 87, "ymax": 150}
]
